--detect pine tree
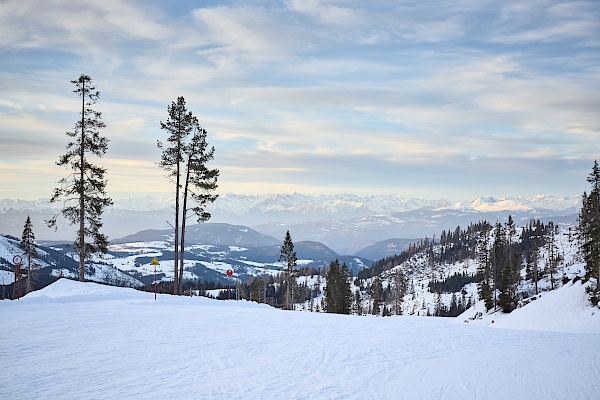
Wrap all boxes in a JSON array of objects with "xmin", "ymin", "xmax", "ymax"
[
  {"xmin": 47, "ymin": 74, "xmax": 112, "ymax": 281},
  {"xmin": 324, "ymin": 259, "xmax": 351, "ymax": 314},
  {"xmin": 353, "ymin": 289, "xmax": 363, "ymax": 315},
  {"xmin": 491, "ymin": 222, "xmax": 507, "ymax": 310},
  {"xmin": 158, "ymin": 96, "xmax": 192, "ymax": 294},
  {"xmin": 178, "ymin": 114, "xmax": 219, "ymax": 295},
  {"xmin": 434, "ymin": 292, "xmax": 444, "ymax": 316},
  {"xmin": 392, "ymin": 268, "xmax": 406, "ymax": 315},
  {"xmin": 20, "ymin": 216, "xmax": 37, "ymax": 294},
  {"xmin": 279, "ymin": 230, "xmax": 297, "ymax": 310},
  {"xmin": 476, "ymin": 222, "xmax": 494, "ymax": 311},
  {"xmin": 579, "ymin": 160, "xmax": 600, "ymax": 300},
  {"xmin": 158, "ymin": 97, "xmax": 218, "ymax": 295},
  {"xmin": 371, "ymin": 276, "xmax": 383, "ymax": 315},
  {"xmin": 546, "ymin": 222, "xmax": 559, "ymax": 290},
  {"xmin": 339, "ymin": 262, "xmax": 352, "ymax": 313}
]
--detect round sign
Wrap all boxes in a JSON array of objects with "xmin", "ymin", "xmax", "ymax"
[
  {"xmin": 226, "ymin": 269, "xmax": 233, "ymax": 277},
  {"xmin": 12, "ymin": 255, "xmax": 22, "ymax": 265}
]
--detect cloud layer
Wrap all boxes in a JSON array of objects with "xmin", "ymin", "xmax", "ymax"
[{"xmin": 1, "ymin": 0, "xmax": 599, "ymax": 200}]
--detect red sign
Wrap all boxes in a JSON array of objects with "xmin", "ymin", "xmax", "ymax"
[
  {"xmin": 226, "ymin": 269, "xmax": 233, "ymax": 277},
  {"xmin": 12, "ymin": 255, "xmax": 22, "ymax": 265}
]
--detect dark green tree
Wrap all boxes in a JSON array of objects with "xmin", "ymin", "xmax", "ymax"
[
  {"xmin": 579, "ymin": 160, "xmax": 600, "ymax": 300},
  {"xmin": 498, "ymin": 216, "xmax": 520, "ymax": 312},
  {"xmin": 434, "ymin": 292, "xmax": 445, "ymax": 316},
  {"xmin": 178, "ymin": 115, "xmax": 219, "ymax": 295},
  {"xmin": 491, "ymin": 221, "xmax": 508, "ymax": 311},
  {"xmin": 476, "ymin": 222, "xmax": 493, "ymax": 311},
  {"xmin": 158, "ymin": 96, "xmax": 193, "ymax": 294},
  {"xmin": 48, "ymin": 74, "xmax": 112, "ymax": 281},
  {"xmin": 279, "ymin": 230, "xmax": 297, "ymax": 310},
  {"xmin": 20, "ymin": 215, "xmax": 37, "ymax": 294},
  {"xmin": 546, "ymin": 222, "xmax": 559, "ymax": 290},
  {"xmin": 391, "ymin": 268, "xmax": 406, "ymax": 315},
  {"xmin": 371, "ymin": 276, "xmax": 383, "ymax": 315},
  {"xmin": 324, "ymin": 259, "xmax": 352, "ymax": 314},
  {"xmin": 353, "ymin": 289, "xmax": 363, "ymax": 315}
]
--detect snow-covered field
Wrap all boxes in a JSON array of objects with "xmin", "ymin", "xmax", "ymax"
[{"xmin": 1, "ymin": 279, "xmax": 599, "ymax": 399}]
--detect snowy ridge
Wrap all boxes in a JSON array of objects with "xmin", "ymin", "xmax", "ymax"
[
  {"xmin": 0, "ymin": 193, "xmax": 581, "ymax": 248},
  {"xmin": 1, "ymin": 193, "xmax": 581, "ymax": 214},
  {"xmin": 453, "ymin": 195, "xmax": 580, "ymax": 212}
]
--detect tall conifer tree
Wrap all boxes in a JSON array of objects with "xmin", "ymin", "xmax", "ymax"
[
  {"xmin": 579, "ymin": 160, "xmax": 600, "ymax": 299},
  {"xmin": 279, "ymin": 230, "xmax": 297, "ymax": 309},
  {"xmin": 324, "ymin": 259, "xmax": 352, "ymax": 314},
  {"xmin": 20, "ymin": 216, "xmax": 37, "ymax": 294},
  {"xmin": 48, "ymin": 74, "xmax": 112, "ymax": 281},
  {"xmin": 476, "ymin": 222, "xmax": 493, "ymax": 311}
]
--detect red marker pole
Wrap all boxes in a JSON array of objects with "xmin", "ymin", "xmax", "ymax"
[{"xmin": 226, "ymin": 269, "xmax": 233, "ymax": 300}]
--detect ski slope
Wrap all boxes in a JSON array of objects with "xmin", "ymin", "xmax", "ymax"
[{"xmin": 1, "ymin": 279, "xmax": 599, "ymax": 399}]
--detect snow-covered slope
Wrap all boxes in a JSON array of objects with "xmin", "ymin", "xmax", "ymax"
[
  {"xmin": 1, "ymin": 279, "xmax": 598, "ymax": 399},
  {"xmin": 459, "ymin": 280, "xmax": 600, "ymax": 333},
  {"xmin": 0, "ymin": 235, "xmax": 142, "ymax": 289}
]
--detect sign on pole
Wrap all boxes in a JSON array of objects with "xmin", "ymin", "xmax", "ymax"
[
  {"xmin": 13, "ymin": 255, "xmax": 23, "ymax": 300},
  {"xmin": 150, "ymin": 257, "xmax": 160, "ymax": 300},
  {"xmin": 226, "ymin": 269, "xmax": 233, "ymax": 300}
]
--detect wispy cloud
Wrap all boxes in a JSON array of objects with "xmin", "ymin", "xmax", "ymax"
[{"xmin": 0, "ymin": 0, "xmax": 599, "ymax": 200}]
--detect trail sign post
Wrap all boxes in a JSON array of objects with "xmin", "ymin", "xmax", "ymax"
[
  {"xmin": 226, "ymin": 269, "xmax": 233, "ymax": 300},
  {"xmin": 150, "ymin": 257, "xmax": 160, "ymax": 300},
  {"xmin": 12, "ymin": 255, "xmax": 23, "ymax": 300}
]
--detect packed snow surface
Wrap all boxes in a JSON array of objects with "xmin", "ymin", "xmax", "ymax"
[{"xmin": 2, "ymin": 279, "xmax": 599, "ymax": 399}]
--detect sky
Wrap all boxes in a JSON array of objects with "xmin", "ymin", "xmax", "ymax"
[{"xmin": 0, "ymin": 0, "xmax": 599, "ymax": 201}]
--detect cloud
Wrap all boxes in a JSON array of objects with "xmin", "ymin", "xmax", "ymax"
[
  {"xmin": 492, "ymin": 0, "xmax": 600, "ymax": 44},
  {"xmin": 0, "ymin": 1, "xmax": 599, "ymax": 200},
  {"xmin": 0, "ymin": 0, "xmax": 170, "ymax": 51},
  {"xmin": 286, "ymin": 0, "xmax": 365, "ymax": 26}
]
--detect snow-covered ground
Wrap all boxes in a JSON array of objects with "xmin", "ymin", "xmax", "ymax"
[{"xmin": 1, "ymin": 279, "xmax": 598, "ymax": 399}]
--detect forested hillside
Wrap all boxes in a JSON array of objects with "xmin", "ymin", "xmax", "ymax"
[{"xmin": 354, "ymin": 218, "xmax": 583, "ymax": 317}]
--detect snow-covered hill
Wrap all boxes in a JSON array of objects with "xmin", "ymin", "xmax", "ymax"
[
  {"xmin": 1, "ymin": 278, "xmax": 598, "ymax": 399},
  {"xmin": 460, "ymin": 280, "xmax": 600, "ymax": 333},
  {"xmin": 0, "ymin": 235, "xmax": 142, "ymax": 290},
  {"xmin": 357, "ymin": 221, "xmax": 589, "ymax": 323}
]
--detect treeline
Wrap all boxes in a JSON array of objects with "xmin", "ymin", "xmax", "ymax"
[
  {"xmin": 432, "ymin": 291, "xmax": 474, "ymax": 317},
  {"xmin": 429, "ymin": 272, "xmax": 477, "ymax": 294},
  {"xmin": 358, "ymin": 221, "xmax": 491, "ymax": 281}
]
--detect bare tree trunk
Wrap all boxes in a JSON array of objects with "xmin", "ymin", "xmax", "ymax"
[
  {"xmin": 179, "ymin": 161, "xmax": 191, "ymax": 295},
  {"xmin": 79, "ymin": 78, "xmax": 86, "ymax": 282},
  {"xmin": 26, "ymin": 251, "xmax": 31, "ymax": 294},
  {"xmin": 173, "ymin": 158, "xmax": 180, "ymax": 295}
]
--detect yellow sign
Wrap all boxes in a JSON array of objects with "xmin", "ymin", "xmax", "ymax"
[{"xmin": 150, "ymin": 257, "xmax": 160, "ymax": 266}]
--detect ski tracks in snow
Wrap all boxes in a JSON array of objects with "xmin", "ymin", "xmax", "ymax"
[{"xmin": 1, "ymin": 283, "xmax": 599, "ymax": 399}]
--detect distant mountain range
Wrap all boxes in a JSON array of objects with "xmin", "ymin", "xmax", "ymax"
[{"xmin": 0, "ymin": 193, "xmax": 580, "ymax": 254}]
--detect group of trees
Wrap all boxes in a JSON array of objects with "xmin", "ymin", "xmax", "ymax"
[
  {"xmin": 358, "ymin": 221, "xmax": 489, "ymax": 282},
  {"xmin": 43, "ymin": 75, "xmax": 219, "ymax": 292},
  {"xmin": 157, "ymin": 96, "xmax": 219, "ymax": 295},
  {"xmin": 476, "ymin": 217, "xmax": 564, "ymax": 313}
]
